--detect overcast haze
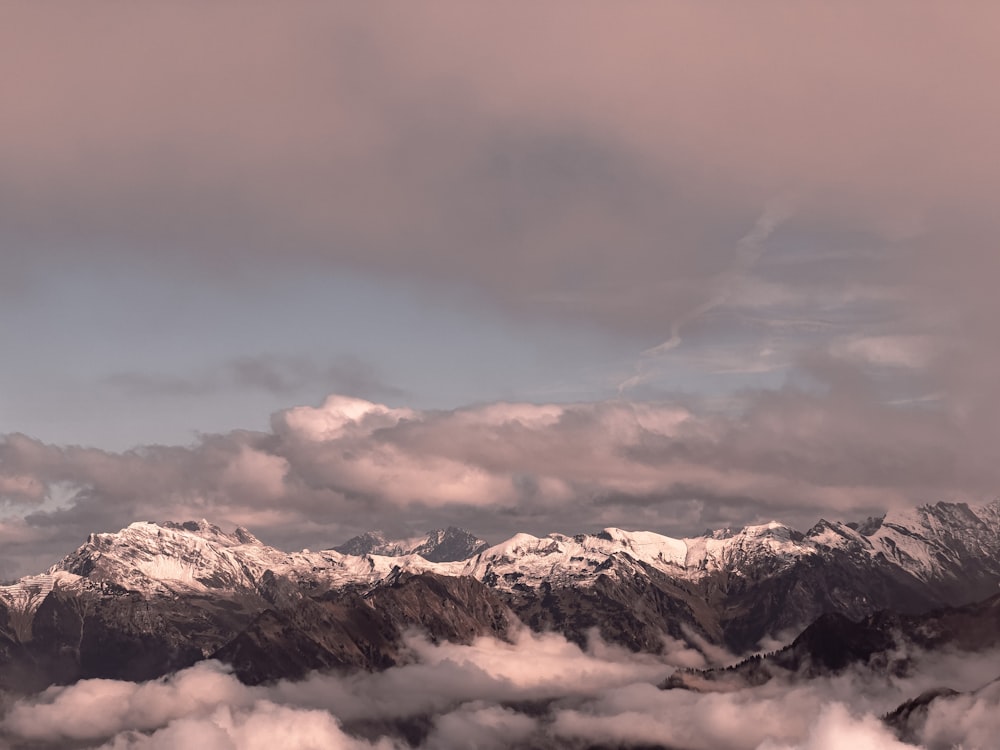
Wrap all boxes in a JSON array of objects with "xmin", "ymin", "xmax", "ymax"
[{"xmin": 2, "ymin": 2, "xmax": 1000, "ymax": 577}]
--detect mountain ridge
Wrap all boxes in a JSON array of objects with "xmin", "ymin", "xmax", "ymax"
[{"xmin": 2, "ymin": 499, "xmax": 1000, "ymax": 691}]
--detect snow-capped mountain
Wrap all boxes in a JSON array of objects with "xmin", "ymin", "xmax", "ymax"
[
  {"xmin": 2, "ymin": 500, "xmax": 1000, "ymax": 692},
  {"xmin": 328, "ymin": 500, "xmax": 1000, "ymax": 595},
  {"xmin": 34, "ymin": 500, "xmax": 1000, "ymax": 603},
  {"xmin": 806, "ymin": 501, "xmax": 1000, "ymax": 583},
  {"xmin": 40, "ymin": 519, "xmax": 463, "ymax": 602}
]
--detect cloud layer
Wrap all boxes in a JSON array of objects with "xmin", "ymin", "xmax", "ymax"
[
  {"xmin": 4, "ymin": 628, "xmax": 999, "ymax": 749},
  {"xmin": 3, "ymin": 3, "xmax": 999, "ymax": 361}
]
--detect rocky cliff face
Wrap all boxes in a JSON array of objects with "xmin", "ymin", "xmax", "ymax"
[
  {"xmin": 213, "ymin": 572, "xmax": 513, "ymax": 684},
  {"xmin": 1, "ymin": 500, "xmax": 999, "ymax": 692}
]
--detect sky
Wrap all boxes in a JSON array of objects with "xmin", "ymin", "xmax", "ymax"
[{"xmin": 2, "ymin": 2, "xmax": 1000, "ymax": 576}]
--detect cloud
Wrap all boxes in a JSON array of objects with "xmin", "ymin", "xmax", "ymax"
[
  {"xmin": 828, "ymin": 336, "xmax": 934, "ymax": 370},
  {"xmin": 0, "ymin": 629, "xmax": 671, "ymax": 748},
  {"xmin": 2, "ymin": 4, "xmax": 1000, "ymax": 565},
  {"xmin": 100, "ymin": 703, "xmax": 397, "ymax": 750},
  {"xmin": 1, "ymin": 371, "xmax": 997, "ymax": 577},
  {"xmin": 757, "ymin": 703, "xmax": 914, "ymax": 750},
  {"xmin": 5, "ymin": 629, "xmax": 1000, "ymax": 749},
  {"xmin": 2, "ymin": 3, "xmax": 998, "ymax": 346},
  {"xmin": 917, "ymin": 679, "xmax": 1000, "ymax": 750},
  {"xmin": 269, "ymin": 628, "xmax": 673, "ymax": 724},
  {"xmin": 419, "ymin": 703, "xmax": 538, "ymax": 750},
  {"xmin": 0, "ymin": 661, "xmax": 394, "ymax": 749},
  {"xmin": 641, "ymin": 197, "xmax": 796, "ymax": 359},
  {"xmin": 0, "ymin": 473, "xmax": 46, "ymax": 504},
  {"xmin": 3, "ymin": 661, "xmax": 256, "ymax": 743}
]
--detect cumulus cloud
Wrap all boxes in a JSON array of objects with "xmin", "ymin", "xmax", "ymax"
[
  {"xmin": 0, "ymin": 629, "xmax": 670, "ymax": 748},
  {"xmin": 269, "ymin": 628, "xmax": 673, "ymax": 724},
  {"xmin": 4, "ymin": 629, "xmax": 1000, "ymax": 749},
  {"xmin": 3, "ymin": 661, "xmax": 257, "ymax": 743},
  {"xmin": 1, "ymin": 376, "xmax": 997, "ymax": 577},
  {"xmin": 1, "ymin": 664, "xmax": 391, "ymax": 750},
  {"xmin": 100, "ymin": 703, "xmax": 397, "ymax": 750}
]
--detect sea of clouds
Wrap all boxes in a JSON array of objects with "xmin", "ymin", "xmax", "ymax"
[{"xmin": 3, "ymin": 625, "xmax": 999, "ymax": 750}]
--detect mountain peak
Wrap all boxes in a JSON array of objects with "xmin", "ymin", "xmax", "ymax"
[
  {"xmin": 50, "ymin": 519, "xmax": 279, "ymax": 595},
  {"xmin": 137, "ymin": 519, "xmax": 261, "ymax": 547},
  {"xmin": 415, "ymin": 527, "xmax": 490, "ymax": 562}
]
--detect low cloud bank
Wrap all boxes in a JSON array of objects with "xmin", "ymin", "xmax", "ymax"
[{"xmin": 3, "ymin": 628, "xmax": 1000, "ymax": 749}]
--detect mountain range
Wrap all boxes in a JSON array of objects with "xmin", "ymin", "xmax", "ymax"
[{"xmin": 1, "ymin": 500, "xmax": 999, "ymax": 694}]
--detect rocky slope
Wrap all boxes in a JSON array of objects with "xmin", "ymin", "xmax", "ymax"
[
  {"xmin": 664, "ymin": 591, "xmax": 1000, "ymax": 692},
  {"xmin": 214, "ymin": 572, "xmax": 513, "ymax": 684}
]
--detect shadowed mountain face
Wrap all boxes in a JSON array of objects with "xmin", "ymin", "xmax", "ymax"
[
  {"xmin": 883, "ymin": 687, "xmax": 962, "ymax": 745},
  {"xmin": 213, "ymin": 572, "xmax": 513, "ymax": 684},
  {"xmin": 2, "ymin": 501, "xmax": 1000, "ymax": 692},
  {"xmin": 663, "ymin": 592, "xmax": 1000, "ymax": 694},
  {"xmin": 0, "ymin": 571, "xmax": 513, "ymax": 693},
  {"xmin": 333, "ymin": 527, "xmax": 490, "ymax": 562}
]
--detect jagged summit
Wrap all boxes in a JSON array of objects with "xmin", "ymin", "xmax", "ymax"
[
  {"xmin": 157, "ymin": 519, "xmax": 261, "ymax": 546},
  {"xmin": 43, "ymin": 518, "xmax": 460, "ymax": 599},
  {"xmin": 334, "ymin": 526, "xmax": 490, "ymax": 562},
  {"xmin": 44, "ymin": 519, "xmax": 323, "ymax": 598},
  {"xmin": 333, "ymin": 530, "xmax": 391, "ymax": 557},
  {"xmin": 417, "ymin": 527, "xmax": 491, "ymax": 562}
]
